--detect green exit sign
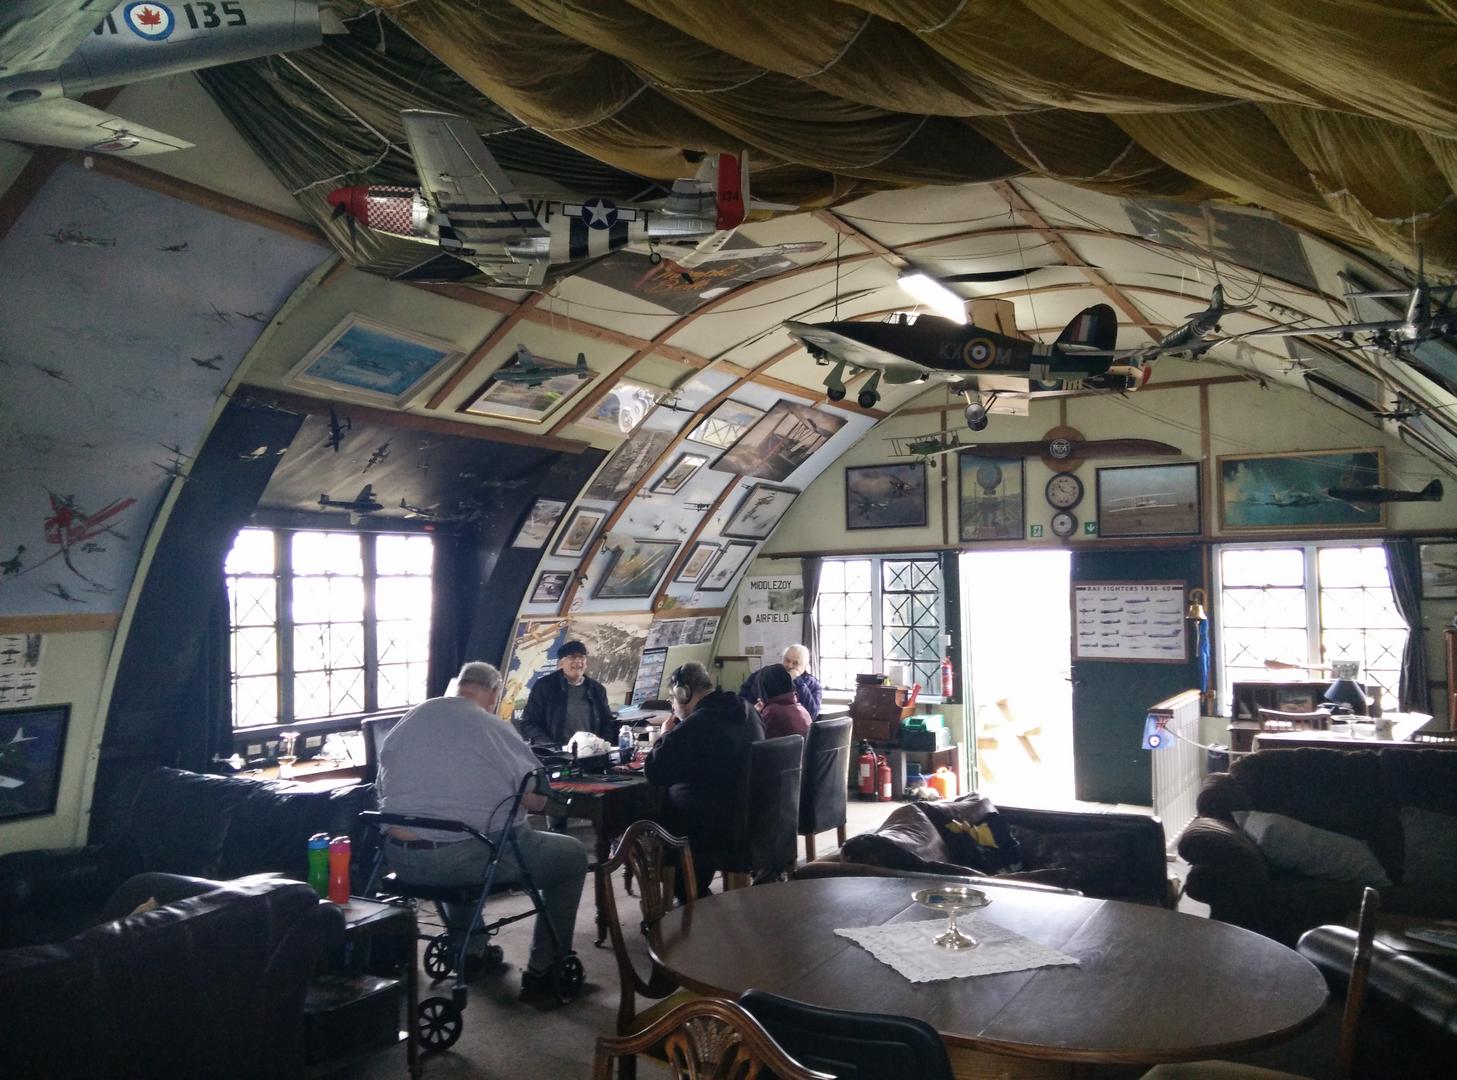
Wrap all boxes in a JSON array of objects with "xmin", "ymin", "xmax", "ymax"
[
  {"xmin": 1084, "ymin": 521, "xmax": 1097, "ymax": 535},
  {"xmin": 1030, "ymin": 524, "xmax": 1044, "ymax": 538}
]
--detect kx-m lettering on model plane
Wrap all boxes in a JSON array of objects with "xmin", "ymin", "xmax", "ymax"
[
  {"xmin": 325, "ymin": 111, "xmax": 778, "ymax": 287},
  {"xmin": 785, "ymin": 287, "xmax": 1248, "ymax": 431},
  {"xmin": 0, "ymin": 1, "xmax": 332, "ymax": 156}
]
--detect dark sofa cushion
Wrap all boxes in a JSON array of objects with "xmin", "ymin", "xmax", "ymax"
[
  {"xmin": 919, "ymin": 796, "xmax": 1024, "ymax": 873},
  {"xmin": 1195, "ymin": 771, "xmax": 1253, "ymax": 822},
  {"xmin": 1010, "ymin": 824, "xmax": 1150, "ymax": 903},
  {"xmin": 1229, "ymin": 748, "xmax": 1403, "ymax": 880},
  {"xmin": 1380, "ymin": 750, "xmax": 1457, "ymax": 819},
  {"xmin": 1400, "ymin": 807, "xmax": 1457, "ymax": 891},
  {"xmin": 104, "ymin": 768, "xmax": 252, "ymax": 877},
  {"xmin": 840, "ymin": 804, "xmax": 950, "ymax": 872},
  {"xmin": 1178, "ymin": 817, "xmax": 1269, "ymax": 879},
  {"xmin": 219, "ymin": 781, "xmax": 374, "ymax": 882}
]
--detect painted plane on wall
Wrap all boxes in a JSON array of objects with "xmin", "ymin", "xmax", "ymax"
[
  {"xmin": 0, "ymin": 1, "xmax": 333, "ymax": 156},
  {"xmin": 325, "ymin": 111, "xmax": 756, "ymax": 287},
  {"xmin": 785, "ymin": 288, "xmax": 1248, "ymax": 430},
  {"xmin": 318, "ymin": 484, "xmax": 382, "ymax": 524}
]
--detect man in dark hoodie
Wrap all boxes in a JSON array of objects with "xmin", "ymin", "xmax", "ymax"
[{"xmin": 644, "ymin": 661, "xmax": 764, "ymax": 897}]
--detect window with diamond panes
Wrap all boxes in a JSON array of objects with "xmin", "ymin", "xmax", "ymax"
[
  {"xmin": 224, "ymin": 527, "xmax": 435, "ymax": 727},
  {"xmin": 814, "ymin": 556, "xmax": 944, "ymax": 694},
  {"xmin": 882, "ymin": 559, "xmax": 944, "ymax": 690},
  {"xmin": 1217, "ymin": 544, "xmax": 1406, "ymax": 710}
]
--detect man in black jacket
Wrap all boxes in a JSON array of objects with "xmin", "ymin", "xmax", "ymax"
[
  {"xmin": 518, "ymin": 640, "xmax": 615, "ymax": 747},
  {"xmin": 644, "ymin": 661, "xmax": 764, "ymax": 897}
]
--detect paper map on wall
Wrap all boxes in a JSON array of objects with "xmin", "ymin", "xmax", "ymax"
[
  {"xmin": 0, "ymin": 634, "xmax": 43, "ymax": 705},
  {"xmin": 1073, "ymin": 583, "xmax": 1186, "ymax": 663},
  {"xmin": 645, "ymin": 616, "xmax": 720, "ymax": 649}
]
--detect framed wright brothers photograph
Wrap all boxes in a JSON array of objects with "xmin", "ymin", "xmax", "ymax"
[
  {"xmin": 676, "ymin": 541, "xmax": 719, "ymax": 584},
  {"xmin": 652, "ymin": 451, "xmax": 710, "ymax": 496},
  {"xmin": 722, "ymin": 483, "xmax": 797, "ymax": 540},
  {"xmin": 529, "ymin": 570, "xmax": 572, "ymax": 604},
  {"xmin": 552, "ymin": 507, "xmax": 607, "ymax": 558},
  {"xmin": 957, "ymin": 453, "xmax": 1024, "ymax": 541},
  {"xmin": 712, "ymin": 401, "xmax": 847, "ymax": 483},
  {"xmin": 286, "ymin": 314, "xmax": 459, "ymax": 407},
  {"xmin": 0, "ymin": 704, "xmax": 69, "ymax": 824},
  {"xmin": 1218, "ymin": 448, "xmax": 1385, "ymax": 531},
  {"xmin": 460, "ymin": 352, "xmax": 597, "ymax": 424},
  {"xmin": 510, "ymin": 498, "xmax": 568, "ymax": 549},
  {"xmin": 698, "ymin": 541, "xmax": 756, "ymax": 592},
  {"xmin": 593, "ymin": 538, "xmax": 680, "ymax": 601},
  {"xmin": 1095, "ymin": 463, "xmax": 1202, "ymax": 538},
  {"xmin": 845, "ymin": 462, "xmax": 928, "ymax": 530}
]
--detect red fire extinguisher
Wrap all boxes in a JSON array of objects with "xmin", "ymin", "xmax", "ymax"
[
  {"xmin": 877, "ymin": 754, "xmax": 893, "ymax": 802},
  {"xmin": 940, "ymin": 654, "xmax": 955, "ymax": 698},
  {"xmin": 857, "ymin": 742, "xmax": 878, "ymax": 799}
]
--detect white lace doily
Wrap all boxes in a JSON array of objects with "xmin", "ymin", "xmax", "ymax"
[{"xmin": 834, "ymin": 915, "xmax": 1080, "ymax": 983}]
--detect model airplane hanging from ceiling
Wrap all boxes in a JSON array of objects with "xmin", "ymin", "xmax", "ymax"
[
  {"xmin": 0, "ymin": 1, "xmax": 333, "ymax": 156},
  {"xmin": 326, "ymin": 110, "xmax": 774, "ymax": 287},
  {"xmin": 785, "ymin": 288, "xmax": 1245, "ymax": 430},
  {"xmin": 491, "ymin": 345, "xmax": 592, "ymax": 386}
]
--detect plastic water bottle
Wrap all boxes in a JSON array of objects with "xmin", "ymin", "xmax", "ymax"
[
  {"xmin": 307, "ymin": 832, "xmax": 330, "ymax": 897},
  {"xmin": 328, "ymin": 835, "xmax": 351, "ymax": 905},
  {"xmin": 618, "ymin": 723, "xmax": 634, "ymax": 758}
]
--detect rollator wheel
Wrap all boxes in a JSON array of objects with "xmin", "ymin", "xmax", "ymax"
[
  {"xmin": 552, "ymin": 953, "xmax": 585, "ymax": 1004},
  {"xmin": 423, "ymin": 933, "xmax": 454, "ymax": 979},
  {"xmin": 417, "ymin": 996, "xmax": 463, "ymax": 1052}
]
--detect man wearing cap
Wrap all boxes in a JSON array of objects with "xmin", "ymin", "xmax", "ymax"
[
  {"xmin": 376, "ymin": 661, "xmax": 588, "ymax": 1004},
  {"xmin": 518, "ymin": 639, "xmax": 616, "ymax": 747}
]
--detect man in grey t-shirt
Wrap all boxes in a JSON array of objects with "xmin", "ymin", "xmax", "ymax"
[{"xmin": 377, "ymin": 661, "xmax": 587, "ymax": 1003}]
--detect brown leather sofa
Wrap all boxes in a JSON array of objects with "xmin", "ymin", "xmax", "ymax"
[
  {"xmin": 1179, "ymin": 747, "xmax": 1457, "ymax": 945},
  {"xmin": 0, "ymin": 766, "xmax": 373, "ymax": 947},
  {"xmin": 0, "ymin": 872, "xmax": 344, "ymax": 1080},
  {"xmin": 795, "ymin": 794, "xmax": 1174, "ymax": 907}
]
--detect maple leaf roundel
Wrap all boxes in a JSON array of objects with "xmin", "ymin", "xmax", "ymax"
[{"xmin": 124, "ymin": 2, "xmax": 176, "ymax": 40}]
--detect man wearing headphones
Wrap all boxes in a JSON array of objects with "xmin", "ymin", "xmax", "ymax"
[{"xmin": 644, "ymin": 661, "xmax": 764, "ymax": 897}]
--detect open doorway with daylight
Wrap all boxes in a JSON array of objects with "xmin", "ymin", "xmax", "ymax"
[{"xmin": 960, "ymin": 550, "xmax": 1073, "ymax": 804}]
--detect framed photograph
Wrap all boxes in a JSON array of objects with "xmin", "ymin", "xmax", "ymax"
[
  {"xmin": 584, "ymin": 428, "xmax": 676, "ymax": 502},
  {"xmin": 711, "ymin": 401, "xmax": 847, "ymax": 483},
  {"xmin": 1218, "ymin": 448, "xmax": 1384, "ymax": 531},
  {"xmin": 0, "ymin": 704, "xmax": 69, "ymax": 824},
  {"xmin": 553, "ymin": 507, "xmax": 607, "ymax": 558},
  {"xmin": 286, "ymin": 314, "xmax": 458, "ymax": 407},
  {"xmin": 511, "ymin": 498, "xmax": 568, "ymax": 549},
  {"xmin": 631, "ymin": 647, "xmax": 669, "ymax": 705},
  {"xmin": 722, "ymin": 483, "xmax": 797, "ymax": 540},
  {"xmin": 957, "ymin": 454, "xmax": 1024, "ymax": 541},
  {"xmin": 579, "ymin": 380, "xmax": 659, "ymax": 435},
  {"xmin": 652, "ymin": 452, "xmax": 710, "ymax": 496},
  {"xmin": 698, "ymin": 541, "xmax": 756, "ymax": 592},
  {"xmin": 460, "ymin": 353, "xmax": 597, "ymax": 424},
  {"xmin": 1420, "ymin": 542, "xmax": 1457, "ymax": 598},
  {"xmin": 529, "ymin": 570, "xmax": 571, "ymax": 604},
  {"xmin": 845, "ymin": 462, "xmax": 928, "ymax": 530},
  {"xmin": 1095, "ymin": 463, "xmax": 1202, "ymax": 538},
  {"xmin": 687, "ymin": 399, "xmax": 766, "ymax": 449},
  {"xmin": 676, "ymin": 541, "xmax": 719, "ymax": 584},
  {"xmin": 593, "ymin": 538, "xmax": 680, "ymax": 601}
]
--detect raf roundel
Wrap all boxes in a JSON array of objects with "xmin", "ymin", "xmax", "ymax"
[
  {"xmin": 124, "ymin": 2, "xmax": 176, "ymax": 40},
  {"xmin": 961, "ymin": 337, "xmax": 997, "ymax": 369}
]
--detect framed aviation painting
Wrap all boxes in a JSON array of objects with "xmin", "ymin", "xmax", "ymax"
[
  {"xmin": 957, "ymin": 453, "xmax": 1024, "ymax": 541},
  {"xmin": 698, "ymin": 541, "xmax": 755, "ymax": 592},
  {"xmin": 1218, "ymin": 448, "xmax": 1384, "ymax": 531},
  {"xmin": 721, "ymin": 484, "xmax": 797, "ymax": 540},
  {"xmin": 0, "ymin": 704, "xmax": 69, "ymax": 823},
  {"xmin": 845, "ymin": 463, "xmax": 928, "ymax": 530},
  {"xmin": 287, "ymin": 315, "xmax": 458, "ymax": 407},
  {"xmin": 593, "ymin": 539, "xmax": 679, "ymax": 601},
  {"xmin": 553, "ymin": 507, "xmax": 607, "ymax": 558},
  {"xmin": 1095, "ymin": 463, "xmax": 1201, "ymax": 538}
]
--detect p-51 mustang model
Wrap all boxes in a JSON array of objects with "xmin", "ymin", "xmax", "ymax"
[
  {"xmin": 0, "ymin": 1, "xmax": 330, "ymax": 156},
  {"xmin": 786, "ymin": 288, "xmax": 1245, "ymax": 430},
  {"xmin": 326, "ymin": 111, "xmax": 754, "ymax": 287}
]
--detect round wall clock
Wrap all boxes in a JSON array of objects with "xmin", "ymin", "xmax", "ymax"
[
  {"xmin": 1045, "ymin": 472, "xmax": 1084, "ymax": 510},
  {"xmin": 1050, "ymin": 510, "xmax": 1079, "ymax": 537}
]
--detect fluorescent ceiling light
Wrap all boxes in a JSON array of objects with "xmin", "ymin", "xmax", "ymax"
[{"xmin": 898, "ymin": 272, "xmax": 966, "ymax": 324}]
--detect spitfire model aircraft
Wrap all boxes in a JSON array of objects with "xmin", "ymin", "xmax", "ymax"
[
  {"xmin": 0, "ymin": 1, "xmax": 332, "ymax": 156},
  {"xmin": 318, "ymin": 485, "xmax": 382, "ymax": 524},
  {"xmin": 326, "ymin": 110, "xmax": 758, "ymax": 287},
  {"xmin": 786, "ymin": 289, "xmax": 1250, "ymax": 430},
  {"xmin": 493, "ymin": 345, "xmax": 592, "ymax": 387}
]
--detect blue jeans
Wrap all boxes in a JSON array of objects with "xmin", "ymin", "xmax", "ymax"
[{"xmin": 385, "ymin": 825, "xmax": 587, "ymax": 974}]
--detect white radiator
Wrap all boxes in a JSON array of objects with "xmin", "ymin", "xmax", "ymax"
[{"xmin": 1148, "ymin": 690, "xmax": 1204, "ymax": 853}]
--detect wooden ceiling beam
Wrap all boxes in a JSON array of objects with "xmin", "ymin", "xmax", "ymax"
[{"xmin": 813, "ymin": 209, "xmax": 909, "ymax": 269}]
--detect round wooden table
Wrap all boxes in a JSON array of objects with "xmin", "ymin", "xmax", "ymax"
[{"xmin": 651, "ymin": 877, "xmax": 1329, "ymax": 1076}]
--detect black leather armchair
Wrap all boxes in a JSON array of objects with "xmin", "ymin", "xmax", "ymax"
[
  {"xmin": 0, "ymin": 873, "xmax": 344, "ymax": 1080},
  {"xmin": 0, "ymin": 766, "xmax": 372, "ymax": 947},
  {"xmin": 702, "ymin": 735, "xmax": 804, "ymax": 889},
  {"xmin": 798, "ymin": 717, "xmax": 852, "ymax": 862}
]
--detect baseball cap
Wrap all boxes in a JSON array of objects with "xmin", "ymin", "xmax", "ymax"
[{"xmin": 557, "ymin": 640, "xmax": 588, "ymax": 658}]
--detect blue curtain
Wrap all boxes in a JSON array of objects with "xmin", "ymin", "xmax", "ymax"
[{"xmin": 1383, "ymin": 538, "xmax": 1430, "ymax": 713}]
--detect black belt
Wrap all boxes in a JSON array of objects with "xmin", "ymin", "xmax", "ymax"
[{"xmin": 386, "ymin": 836, "xmax": 460, "ymax": 850}]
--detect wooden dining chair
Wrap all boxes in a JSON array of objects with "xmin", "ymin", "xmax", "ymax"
[
  {"xmin": 592, "ymin": 997, "xmax": 835, "ymax": 1080},
  {"xmin": 595, "ymin": 819, "xmax": 699, "ymax": 1080},
  {"xmin": 1139, "ymin": 887, "xmax": 1381, "ymax": 1080}
]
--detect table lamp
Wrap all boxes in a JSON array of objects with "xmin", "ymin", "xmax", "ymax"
[{"xmin": 1323, "ymin": 660, "xmax": 1371, "ymax": 715}]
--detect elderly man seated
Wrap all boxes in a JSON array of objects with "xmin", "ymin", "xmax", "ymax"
[
  {"xmin": 739, "ymin": 642, "xmax": 822, "ymax": 719},
  {"xmin": 376, "ymin": 661, "xmax": 587, "ymax": 1004}
]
